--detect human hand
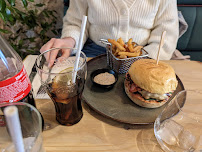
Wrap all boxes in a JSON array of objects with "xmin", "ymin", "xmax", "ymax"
[{"xmin": 40, "ymin": 37, "xmax": 76, "ymax": 67}]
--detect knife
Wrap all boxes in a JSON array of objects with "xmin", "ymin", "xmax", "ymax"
[{"xmin": 29, "ymin": 60, "xmax": 37, "ymax": 83}]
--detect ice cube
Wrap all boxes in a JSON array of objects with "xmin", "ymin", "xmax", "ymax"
[
  {"xmin": 55, "ymin": 85, "xmax": 76, "ymax": 100},
  {"xmin": 165, "ymin": 119, "xmax": 184, "ymax": 138},
  {"xmin": 156, "ymin": 119, "xmax": 184, "ymax": 145},
  {"xmin": 178, "ymin": 130, "xmax": 196, "ymax": 150},
  {"xmin": 55, "ymin": 86, "xmax": 70, "ymax": 99},
  {"xmin": 157, "ymin": 123, "xmax": 177, "ymax": 145}
]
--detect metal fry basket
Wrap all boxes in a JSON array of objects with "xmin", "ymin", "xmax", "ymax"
[{"xmin": 106, "ymin": 45, "xmax": 149, "ymax": 74}]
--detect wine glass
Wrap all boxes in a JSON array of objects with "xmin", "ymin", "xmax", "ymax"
[
  {"xmin": 36, "ymin": 47, "xmax": 87, "ymax": 126},
  {"xmin": 154, "ymin": 90, "xmax": 202, "ymax": 152}
]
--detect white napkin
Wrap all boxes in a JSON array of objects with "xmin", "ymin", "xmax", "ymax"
[{"xmin": 23, "ymin": 55, "xmax": 50, "ymax": 99}]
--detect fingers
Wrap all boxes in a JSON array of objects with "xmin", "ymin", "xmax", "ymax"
[
  {"xmin": 48, "ymin": 43, "xmax": 71, "ymax": 68},
  {"xmin": 40, "ymin": 38, "xmax": 60, "ymax": 67},
  {"xmin": 40, "ymin": 38, "xmax": 56, "ymax": 62},
  {"xmin": 40, "ymin": 38, "xmax": 73, "ymax": 68},
  {"xmin": 48, "ymin": 48, "xmax": 60, "ymax": 68},
  {"xmin": 40, "ymin": 38, "xmax": 56, "ymax": 53},
  {"xmin": 61, "ymin": 48, "xmax": 72, "ymax": 58}
]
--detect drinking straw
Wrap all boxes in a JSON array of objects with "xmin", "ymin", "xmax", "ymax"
[
  {"xmin": 72, "ymin": 15, "xmax": 87, "ymax": 83},
  {"xmin": 4, "ymin": 106, "xmax": 25, "ymax": 152},
  {"xmin": 156, "ymin": 31, "xmax": 166, "ymax": 65}
]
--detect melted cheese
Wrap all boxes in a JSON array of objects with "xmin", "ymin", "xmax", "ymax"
[{"xmin": 138, "ymin": 90, "xmax": 168, "ymax": 100}]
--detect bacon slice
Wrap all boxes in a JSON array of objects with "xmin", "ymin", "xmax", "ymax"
[
  {"xmin": 129, "ymin": 83, "xmax": 141, "ymax": 92},
  {"xmin": 126, "ymin": 73, "xmax": 173, "ymax": 101}
]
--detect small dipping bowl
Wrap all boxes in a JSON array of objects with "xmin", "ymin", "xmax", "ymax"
[{"xmin": 91, "ymin": 68, "xmax": 118, "ymax": 89}]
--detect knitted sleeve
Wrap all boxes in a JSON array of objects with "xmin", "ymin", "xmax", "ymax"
[
  {"xmin": 143, "ymin": 0, "xmax": 179, "ymax": 60},
  {"xmin": 61, "ymin": 0, "xmax": 89, "ymax": 54}
]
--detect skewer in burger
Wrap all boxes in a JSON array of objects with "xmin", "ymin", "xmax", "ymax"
[{"xmin": 124, "ymin": 59, "xmax": 178, "ymax": 108}]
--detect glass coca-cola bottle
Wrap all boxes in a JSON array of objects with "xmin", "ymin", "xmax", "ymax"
[{"xmin": 0, "ymin": 34, "xmax": 44, "ymax": 129}]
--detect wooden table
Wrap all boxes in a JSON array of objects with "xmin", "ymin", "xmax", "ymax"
[{"xmin": 24, "ymin": 56, "xmax": 202, "ymax": 152}]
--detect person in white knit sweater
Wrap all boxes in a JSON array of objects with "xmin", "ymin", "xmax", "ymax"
[{"xmin": 40, "ymin": 0, "xmax": 179, "ymax": 61}]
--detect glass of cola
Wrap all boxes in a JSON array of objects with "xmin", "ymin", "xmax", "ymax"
[
  {"xmin": 36, "ymin": 47, "xmax": 87, "ymax": 126},
  {"xmin": 154, "ymin": 90, "xmax": 202, "ymax": 152}
]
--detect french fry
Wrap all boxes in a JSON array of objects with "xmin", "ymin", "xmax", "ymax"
[
  {"xmin": 117, "ymin": 37, "xmax": 125, "ymax": 47},
  {"xmin": 116, "ymin": 48, "xmax": 121, "ymax": 53},
  {"xmin": 119, "ymin": 55, "xmax": 127, "ymax": 59},
  {"xmin": 108, "ymin": 37, "xmax": 143, "ymax": 59},
  {"xmin": 112, "ymin": 44, "xmax": 116, "ymax": 50},
  {"xmin": 132, "ymin": 42, "xmax": 136, "ymax": 46},
  {"xmin": 118, "ymin": 52, "xmax": 128, "ymax": 56},
  {"xmin": 108, "ymin": 39, "xmax": 126, "ymax": 52},
  {"xmin": 133, "ymin": 45, "xmax": 143, "ymax": 52},
  {"xmin": 112, "ymin": 47, "xmax": 116, "ymax": 54},
  {"xmin": 118, "ymin": 51, "xmax": 140, "ymax": 57},
  {"xmin": 114, "ymin": 48, "xmax": 120, "ymax": 56},
  {"xmin": 127, "ymin": 38, "xmax": 134, "ymax": 52},
  {"xmin": 127, "ymin": 52, "xmax": 141, "ymax": 57}
]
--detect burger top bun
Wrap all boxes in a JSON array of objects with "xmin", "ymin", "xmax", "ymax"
[{"xmin": 128, "ymin": 59, "xmax": 178, "ymax": 94}]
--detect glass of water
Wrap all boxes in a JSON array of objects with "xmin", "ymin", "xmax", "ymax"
[
  {"xmin": 0, "ymin": 102, "xmax": 44, "ymax": 152},
  {"xmin": 154, "ymin": 90, "xmax": 202, "ymax": 152}
]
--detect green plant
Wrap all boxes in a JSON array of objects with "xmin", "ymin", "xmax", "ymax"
[{"xmin": 0, "ymin": 0, "xmax": 59, "ymax": 59}]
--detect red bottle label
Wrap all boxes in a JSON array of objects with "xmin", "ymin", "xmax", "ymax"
[{"xmin": 0, "ymin": 66, "xmax": 31, "ymax": 103}]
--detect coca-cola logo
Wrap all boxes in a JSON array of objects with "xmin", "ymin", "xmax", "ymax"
[{"xmin": 15, "ymin": 71, "xmax": 23, "ymax": 80}]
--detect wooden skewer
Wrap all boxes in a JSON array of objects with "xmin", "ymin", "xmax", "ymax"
[{"xmin": 156, "ymin": 31, "xmax": 166, "ymax": 65}]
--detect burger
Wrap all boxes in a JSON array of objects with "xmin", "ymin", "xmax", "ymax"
[{"xmin": 124, "ymin": 59, "xmax": 178, "ymax": 108}]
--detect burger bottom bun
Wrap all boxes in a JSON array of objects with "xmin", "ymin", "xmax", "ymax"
[{"xmin": 124, "ymin": 79, "xmax": 168, "ymax": 108}]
